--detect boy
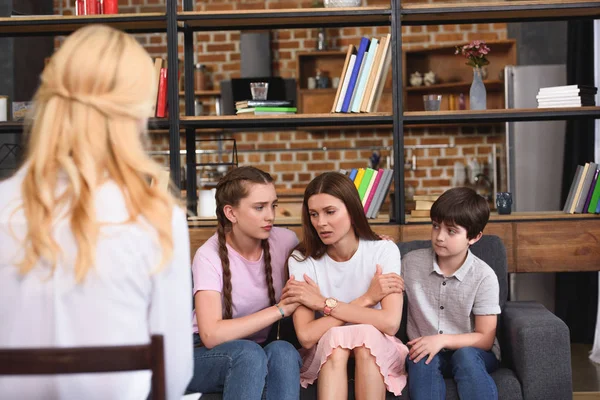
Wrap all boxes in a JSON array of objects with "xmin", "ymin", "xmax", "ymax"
[{"xmin": 403, "ymin": 187, "xmax": 501, "ymax": 400}]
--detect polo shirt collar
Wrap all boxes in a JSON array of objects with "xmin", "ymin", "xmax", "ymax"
[{"xmin": 431, "ymin": 248, "xmax": 475, "ymax": 281}]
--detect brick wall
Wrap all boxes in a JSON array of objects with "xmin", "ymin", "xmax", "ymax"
[{"xmin": 53, "ymin": 0, "xmax": 508, "ymax": 197}]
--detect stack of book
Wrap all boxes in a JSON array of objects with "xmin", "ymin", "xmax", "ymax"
[
  {"xmin": 235, "ymin": 100, "xmax": 296, "ymax": 115},
  {"xmin": 340, "ymin": 168, "xmax": 394, "ymax": 219},
  {"xmin": 331, "ymin": 34, "xmax": 392, "ymax": 114},
  {"xmin": 536, "ymin": 85, "xmax": 597, "ymax": 108},
  {"xmin": 410, "ymin": 194, "xmax": 440, "ymax": 218},
  {"xmin": 563, "ymin": 162, "xmax": 600, "ymax": 214}
]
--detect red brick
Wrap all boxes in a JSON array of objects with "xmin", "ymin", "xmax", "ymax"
[
  {"xmin": 274, "ymin": 163, "xmax": 303, "ymax": 172},
  {"xmin": 434, "ymin": 33, "xmax": 466, "ymax": 43},
  {"xmin": 207, "ymin": 43, "xmax": 236, "ymax": 52},
  {"xmin": 306, "ymin": 162, "xmax": 336, "ymax": 171}
]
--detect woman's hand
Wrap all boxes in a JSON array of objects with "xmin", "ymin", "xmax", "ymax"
[
  {"xmin": 280, "ymin": 274, "xmax": 325, "ymax": 312},
  {"xmin": 362, "ymin": 264, "xmax": 405, "ymax": 307}
]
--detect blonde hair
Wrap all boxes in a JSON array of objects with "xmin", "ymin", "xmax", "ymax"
[{"xmin": 19, "ymin": 24, "xmax": 175, "ymax": 282}]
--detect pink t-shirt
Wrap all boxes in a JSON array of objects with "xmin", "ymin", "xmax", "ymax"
[{"xmin": 192, "ymin": 226, "xmax": 299, "ymax": 343}]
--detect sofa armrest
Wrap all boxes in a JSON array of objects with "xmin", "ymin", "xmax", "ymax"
[{"xmin": 500, "ymin": 301, "xmax": 572, "ymax": 400}]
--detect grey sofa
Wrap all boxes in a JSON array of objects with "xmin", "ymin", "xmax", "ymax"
[{"xmin": 199, "ymin": 235, "xmax": 572, "ymax": 400}]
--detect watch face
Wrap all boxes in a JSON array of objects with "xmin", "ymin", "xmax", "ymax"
[{"xmin": 325, "ymin": 298, "xmax": 337, "ymax": 308}]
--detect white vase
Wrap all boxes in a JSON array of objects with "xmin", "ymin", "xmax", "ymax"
[{"xmin": 469, "ymin": 67, "xmax": 487, "ymax": 110}]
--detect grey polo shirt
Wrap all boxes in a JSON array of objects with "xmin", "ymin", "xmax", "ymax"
[{"xmin": 403, "ymin": 247, "xmax": 501, "ymax": 359}]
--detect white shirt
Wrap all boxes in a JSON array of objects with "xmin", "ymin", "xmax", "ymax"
[
  {"xmin": 0, "ymin": 169, "xmax": 193, "ymax": 400},
  {"xmin": 288, "ymin": 239, "xmax": 401, "ymax": 312}
]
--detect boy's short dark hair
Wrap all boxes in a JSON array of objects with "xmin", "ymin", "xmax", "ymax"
[{"xmin": 430, "ymin": 187, "xmax": 490, "ymax": 239}]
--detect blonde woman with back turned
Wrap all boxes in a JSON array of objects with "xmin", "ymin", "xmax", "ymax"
[{"xmin": 0, "ymin": 25, "xmax": 193, "ymax": 399}]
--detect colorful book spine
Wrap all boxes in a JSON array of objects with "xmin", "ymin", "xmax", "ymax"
[
  {"xmin": 341, "ymin": 37, "xmax": 370, "ymax": 113},
  {"xmin": 348, "ymin": 168, "xmax": 358, "ymax": 182},
  {"xmin": 350, "ymin": 38, "xmax": 379, "ymax": 113},
  {"xmin": 587, "ymin": 171, "xmax": 600, "ymax": 213},
  {"xmin": 354, "ymin": 168, "xmax": 365, "ymax": 189},
  {"xmin": 361, "ymin": 168, "xmax": 379, "ymax": 206},
  {"xmin": 582, "ymin": 168, "xmax": 600, "ymax": 213},
  {"xmin": 363, "ymin": 168, "xmax": 384, "ymax": 213},
  {"xmin": 357, "ymin": 168, "xmax": 375, "ymax": 201}
]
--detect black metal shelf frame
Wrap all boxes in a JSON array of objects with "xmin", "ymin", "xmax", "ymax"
[
  {"xmin": 177, "ymin": 0, "xmax": 600, "ymax": 224},
  {"xmin": 1, "ymin": 2, "xmax": 599, "ymax": 223},
  {"xmin": 400, "ymin": 1, "xmax": 600, "ymax": 26},
  {"xmin": 0, "ymin": 14, "xmax": 167, "ymax": 37}
]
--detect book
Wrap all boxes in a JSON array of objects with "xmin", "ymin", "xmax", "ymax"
[
  {"xmin": 348, "ymin": 168, "xmax": 358, "ymax": 182},
  {"xmin": 535, "ymin": 93, "xmax": 596, "ymax": 101},
  {"xmin": 236, "ymin": 106, "xmax": 297, "ymax": 115},
  {"xmin": 150, "ymin": 57, "xmax": 163, "ymax": 116},
  {"xmin": 254, "ymin": 107, "xmax": 297, "ymax": 114},
  {"xmin": 415, "ymin": 200, "xmax": 435, "ymax": 210},
  {"xmin": 357, "ymin": 168, "xmax": 375, "ymax": 201},
  {"xmin": 350, "ymin": 37, "xmax": 379, "ymax": 113},
  {"xmin": 569, "ymin": 163, "xmax": 590, "ymax": 213},
  {"xmin": 563, "ymin": 165, "xmax": 583, "ymax": 213},
  {"xmin": 353, "ymin": 168, "xmax": 365, "ymax": 189},
  {"xmin": 575, "ymin": 162, "xmax": 598, "ymax": 213},
  {"xmin": 413, "ymin": 194, "xmax": 440, "ymax": 201},
  {"xmin": 365, "ymin": 33, "xmax": 392, "ymax": 113},
  {"xmin": 587, "ymin": 172, "xmax": 600, "ymax": 213},
  {"xmin": 155, "ymin": 67, "xmax": 168, "ymax": 118},
  {"xmin": 335, "ymin": 54, "xmax": 356, "ymax": 113},
  {"xmin": 341, "ymin": 37, "xmax": 370, "ymax": 113},
  {"xmin": 331, "ymin": 45, "xmax": 356, "ymax": 113},
  {"xmin": 368, "ymin": 169, "xmax": 393, "ymax": 219},
  {"xmin": 360, "ymin": 35, "xmax": 387, "ymax": 113},
  {"xmin": 538, "ymin": 85, "xmax": 597, "ymax": 95},
  {"xmin": 361, "ymin": 168, "xmax": 379, "ymax": 206},
  {"xmin": 410, "ymin": 210, "xmax": 431, "ymax": 218},
  {"xmin": 582, "ymin": 168, "xmax": 599, "ymax": 213},
  {"xmin": 364, "ymin": 168, "xmax": 384, "ymax": 214},
  {"xmin": 236, "ymin": 100, "xmax": 293, "ymax": 109}
]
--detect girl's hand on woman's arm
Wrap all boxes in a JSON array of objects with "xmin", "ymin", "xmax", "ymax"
[{"xmin": 280, "ymin": 274, "xmax": 326, "ymax": 311}]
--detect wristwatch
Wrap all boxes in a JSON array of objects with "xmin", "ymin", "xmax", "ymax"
[{"xmin": 323, "ymin": 297, "xmax": 338, "ymax": 316}]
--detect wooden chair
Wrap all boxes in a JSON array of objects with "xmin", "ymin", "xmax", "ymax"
[{"xmin": 0, "ymin": 334, "xmax": 166, "ymax": 400}]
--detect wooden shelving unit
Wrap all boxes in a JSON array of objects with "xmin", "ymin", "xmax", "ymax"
[
  {"xmin": 400, "ymin": 1, "xmax": 600, "ymax": 25},
  {"xmin": 180, "ymin": 113, "xmax": 394, "ymax": 130},
  {"xmin": 178, "ymin": 90, "xmax": 220, "ymax": 97},
  {"xmin": 178, "ymin": 7, "xmax": 391, "ymax": 30},
  {"xmin": 0, "ymin": 119, "xmax": 171, "ymax": 135},
  {"xmin": 404, "ymin": 107, "xmax": 600, "ymax": 124},
  {"xmin": 0, "ymin": 13, "xmax": 167, "ymax": 35}
]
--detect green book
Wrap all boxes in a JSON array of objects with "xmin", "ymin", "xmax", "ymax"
[
  {"xmin": 357, "ymin": 168, "xmax": 375, "ymax": 201},
  {"xmin": 253, "ymin": 107, "xmax": 297, "ymax": 113},
  {"xmin": 587, "ymin": 172, "xmax": 600, "ymax": 213}
]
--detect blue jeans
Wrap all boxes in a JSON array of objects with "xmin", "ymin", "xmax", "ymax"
[
  {"xmin": 186, "ymin": 335, "xmax": 302, "ymax": 400},
  {"xmin": 406, "ymin": 346, "xmax": 499, "ymax": 400}
]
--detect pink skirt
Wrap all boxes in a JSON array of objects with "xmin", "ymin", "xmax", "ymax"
[{"xmin": 299, "ymin": 324, "xmax": 409, "ymax": 395}]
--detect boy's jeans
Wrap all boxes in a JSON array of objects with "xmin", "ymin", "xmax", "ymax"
[
  {"xmin": 186, "ymin": 335, "xmax": 302, "ymax": 400},
  {"xmin": 406, "ymin": 346, "xmax": 499, "ymax": 400}
]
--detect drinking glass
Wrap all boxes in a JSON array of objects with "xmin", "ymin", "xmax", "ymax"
[{"xmin": 250, "ymin": 82, "xmax": 269, "ymax": 100}]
